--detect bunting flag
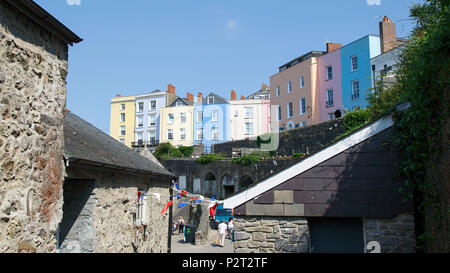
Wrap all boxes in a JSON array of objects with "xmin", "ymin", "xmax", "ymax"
[
  {"xmin": 174, "ymin": 181, "xmax": 180, "ymax": 190},
  {"xmin": 211, "ymin": 194, "xmax": 216, "ymax": 201},
  {"xmin": 178, "ymin": 202, "xmax": 189, "ymax": 208},
  {"xmin": 171, "ymin": 194, "xmax": 181, "ymax": 199},
  {"xmin": 209, "ymin": 203, "xmax": 218, "ymax": 217},
  {"xmin": 193, "ymin": 199, "xmax": 203, "ymax": 203},
  {"xmin": 160, "ymin": 201, "xmax": 174, "ymax": 215},
  {"xmin": 180, "ymin": 190, "xmax": 188, "ymax": 198}
]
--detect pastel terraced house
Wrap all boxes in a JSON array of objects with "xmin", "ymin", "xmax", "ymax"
[
  {"xmin": 159, "ymin": 93, "xmax": 195, "ymax": 147},
  {"xmin": 110, "ymin": 95, "xmax": 136, "ymax": 147},
  {"xmin": 133, "ymin": 85, "xmax": 177, "ymax": 148},
  {"xmin": 317, "ymin": 42, "xmax": 344, "ymax": 123},
  {"xmin": 270, "ymin": 51, "xmax": 325, "ymax": 132},
  {"xmin": 228, "ymin": 90, "xmax": 271, "ymax": 141},
  {"xmin": 193, "ymin": 92, "xmax": 230, "ymax": 153}
]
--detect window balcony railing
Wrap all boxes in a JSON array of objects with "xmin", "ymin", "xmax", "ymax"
[{"xmin": 131, "ymin": 140, "xmax": 159, "ymax": 147}]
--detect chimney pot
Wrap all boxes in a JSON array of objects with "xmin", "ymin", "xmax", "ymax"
[
  {"xmin": 168, "ymin": 84, "xmax": 175, "ymax": 95},
  {"xmin": 231, "ymin": 90, "xmax": 236, "ymax": 101},
  {"xmin": 379, "ymin": 16, "xmax": 397, "ymax": 53}
]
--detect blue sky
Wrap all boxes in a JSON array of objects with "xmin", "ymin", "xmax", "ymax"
[{"xmin": 35, "ymin": 0, "xmax": 420, "ymax": 133}]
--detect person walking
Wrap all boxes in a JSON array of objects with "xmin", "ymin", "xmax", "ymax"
[
  {"xmin": 217, "ymin": 220, "xmax": 227, "ymax": 247},
  {"xmin": 178, "ymin": 216, "xmax": 185, "ymax": 234},
  {"xmin": 227, "ymin": 217, "xmax": 234, "ymax": 240}
]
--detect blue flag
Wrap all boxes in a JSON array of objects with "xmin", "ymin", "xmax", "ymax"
[
  {"xmin": 178, "ymin": 203, "xmax": 189, "ymax": 208},
  {"xmin": 174, "ymin": 181, "xmax": 180, "ymax": 190},
  {"xmin": 211, "ymin": 194, "xmax": 217, "ymax": 201}
]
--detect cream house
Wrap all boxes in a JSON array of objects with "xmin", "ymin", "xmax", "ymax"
[{"xmin": 159, "ymin": 96, "xmax": 194, "ymax": 147}]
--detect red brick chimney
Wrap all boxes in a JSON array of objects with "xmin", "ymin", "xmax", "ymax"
[
  {"xmin": 168, "ymin": 84, "xmax": 175, "ymax": 95},
  {"xmin": 231, "ymin": 90, "xmax": 236, "ymax": 101},
  {"xmin": 379, "ymin": 16, "xmax": 398, "ymax": 53},
  {"xmin": 240, "ymin": 95, "xmax": 245, "ymax": 100},
  {"xmin": 326, "ymin": 42, "xmax": 342, "ymax": 53},
  {"xmin": 197, "ymin": 92, "xmax": 203, "ymax": 103},
  {"xmin": 116, "ymin": 94, "xmax": 121, "ymax": 97},
  {"xmin": 186, "ymin": 92, "xmax": 194, "ymax": 102}
]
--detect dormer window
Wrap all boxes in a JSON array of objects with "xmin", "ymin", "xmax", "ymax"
[{"xmin": 207, "ymin": 96, "xmax": 214, "ymax": 104}]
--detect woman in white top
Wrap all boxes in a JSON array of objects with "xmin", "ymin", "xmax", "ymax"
[{"xmin": 227, "ymin": 217, "xmax": 234, "ymax": 239}]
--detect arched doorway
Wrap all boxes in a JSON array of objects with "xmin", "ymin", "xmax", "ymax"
[
  {"xmin": 239, "ymin": 175, "xmax": 254, "ymax": 191},
  {"xmin": 221, "ymin": 175, "xmax": 235, "ymax": 198},
  {"xmin": 204, "ymin": 172, "xmax": 217, "ymax": 197}
]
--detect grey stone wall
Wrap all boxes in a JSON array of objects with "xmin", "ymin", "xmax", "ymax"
[
  {"xmin": 212, "ymin": 118, "xmax": 345, "ymax": 156},
  {"xmin": 65, "ymin": 166, "xmax": 170, "ymax": 253},
  {"xmin": 233, "ymin": 216, "xmax": 310, "ymax": 253},
  {"xmin": 363, "ymin": 213, "xmax": 416, "ymax": 253},
  {"xmin": 0, "ymin": 1, "xmax": 69, "ymax": 253},
  {"xmin": 163, "ymin": 158, "xmax": 296, "ymax": 199}
]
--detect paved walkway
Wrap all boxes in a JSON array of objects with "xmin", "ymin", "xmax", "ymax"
[{"xmin": 170, "ymin": 232, "xmax": 234, "ymax": 253}]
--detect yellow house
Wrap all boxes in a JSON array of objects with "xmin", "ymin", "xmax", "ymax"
[
  {"xmin": 159, "ymin": 97, "xmax": 194, "ymax": 147},
  {"xmin": 110, "ymin": 95, "xmax": 136, "ymax": 147}
]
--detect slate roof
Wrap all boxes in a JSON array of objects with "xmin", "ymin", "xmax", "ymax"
[
  {"xmin": 63, "ymin": 111, "xmax": 174, "ymax": 179},
  {"xmin": 201, "ymin": 93, "xmax": 228, "ymax": 104},
  {"xmin": 169, "ymin": 97, "xmax": 194, "ymax": 107}
]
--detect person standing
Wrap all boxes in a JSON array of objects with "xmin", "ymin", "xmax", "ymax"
[
  {"xmin": 178, "ymin": 216, "xmax": 185, "ymax": 234},
  {"xmin": 217, "ymin": 220, "xmax": 227, "ymax": 247}
]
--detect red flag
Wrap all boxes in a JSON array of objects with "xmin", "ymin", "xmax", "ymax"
[
  {"xmin": 160, "ymin": 201, "xmax": 173, "ymax": 215},
  {"xmin": 180, "ymin": 190, "xmax": 188, "ymax": 198},
  {"xmin": 209, "ymin": 203, "xmax": 218, "ymax": 218}
]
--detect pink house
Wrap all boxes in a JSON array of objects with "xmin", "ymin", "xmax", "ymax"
[{"xmin": 317, "ymin": 43, "xmax": 344, "ymax": 123}]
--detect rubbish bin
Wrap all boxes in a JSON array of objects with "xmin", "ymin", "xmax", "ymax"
[{"xmin": 184, "ymin": 224, "xmax": 197, "ymax": 244}]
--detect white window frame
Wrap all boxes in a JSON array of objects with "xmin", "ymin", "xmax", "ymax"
[
  {"xmin": 137, "ymin": 102, "xmax": 144, "ymax": 112},
  {"xmin": 288, "ymin": 81, "xmax": 292, "ymax": 93},
  {"xmin": 300, "ymin": 76, "xmax": 305, "ymax": 88},
  {"xmin": 278, "ymin": 105, "xmax": 282, "ymax": 121},
  {"xmin": 212, "ymin": 127, "xmax": 219, "ymax": 140},
  {"xmin": 212, "ymin": 111, "xmax": 218, "ymax": 122},
  {"xmin": 168, "ymin": 113, "xmax": 174, "ymax": 124},
  {"xmin": 245, "ymin": 106, "xmax": 253, "ymax": 119},
  {"xmin": 168, "ymin": 129, "xmax": 173, "ymax": 140},
  {"xmin": 137, "ymin": 115, "xmax": 144, "ymax": 128},
  {"xmin": 326, "ymin": 66, "xmax": 333, "ymax": 80},
  {"xmin": 207, "ymin": 96, "xmax": 214, "ymax": 104},
  {"xmin": 300, "ymin": 121, "xmax": 307, "ymax": 127},
  {"xmin": 299, "ymin": 98, "xmax": 306, "ymax": 115},
  {"xmin": 180, "ymin": 128, "xmax": 186, "ymax": 140},
  {"xmin": 352, "ymin": 80, "xmax": 360, "ymax": 100},
  {"xmin": 120, "ymin": 104, "xmax": 125, "ymax": 110},
  {"xmin": 245, "ymin": 122, "xmax": 253, "ymax": 135},
  {"xmin": 180, "ymin": 112, "xmax": 186, "ymax": 123},
  {"xmin": 196, "ymin": 128, "xmax": 203, "ymax": 140},
  {"xmin": 119, "ymin": 138, "xmax": 125, "ymax": 144},
  {"xmin": 287, "ymin": 102, "xmax": 293, "ymax": 118},
  {"xmin": 149, "ymin": 130, "xmax": 156, "ymax": 144},
  {"xmin": 120, "ymin": 126, "xmax": 126, "ymax": 136},
  {"xmin": 197, "ymin": 111, "xmax": 203, "ymax": 123},
  {"xmin": 150, "ymin": 100, "xmax": 156, "ymax": 110},
  {"xmin": 351, "ymin": 55, "xmax": 358, "ymax": 71},
  {"xmin": 326, "ymin": 89, "xmax": 334, "ymax": 106},
  {"xmin": 120, "ymin": 113, "xmax": 125, "ymax": 122},
  {"xmin": 276, "ymin": 86, "xmax": 280, "ymax": 97},
  {"xmin": 149, "ymin": 113, "xmax": 156, "ymax": 126},
  {"xmin": 137, "ymin": 132, "xmax": 144, "ymax": 141},
  {"xmin": 287, "ymin": 121, "xmax": 294, "ymax": 130}
]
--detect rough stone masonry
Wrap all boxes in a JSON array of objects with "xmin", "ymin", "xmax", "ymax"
[{"xmin": 0, "ymin": 1, "xmax": 70, "ymax": 252}]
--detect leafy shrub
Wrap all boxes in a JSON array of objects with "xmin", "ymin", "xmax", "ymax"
[
  {"xmin": 178, "ymin": 146, "xmax": 194, "ymax": 158},
  {"xmin": 168, "ymin": 147, "xmax": 183, "ymax": 158},
  {"xmin": 343, "ymin": 108, "xmax": 370, "ymax": 132},
  {"xmin": 232, "ymin": 153, "xmax": 260, "ymax": 166},
  {"xmin": 195, "ymin": 154, "xmax": 224, "ymax": 164}
]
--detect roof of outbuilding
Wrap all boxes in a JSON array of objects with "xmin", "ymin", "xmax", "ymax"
[
  {"xmin": 4, "ymin": 0, "xmax": 82, "ymax": 45},
  {"xmin": 63, "ymin": 111, "xmax": 174, "ymax": 179}
]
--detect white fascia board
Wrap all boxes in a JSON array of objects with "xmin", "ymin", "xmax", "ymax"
[{"xmin": 223, "ymin": 115, "xmax": 394, "ymax": 209}]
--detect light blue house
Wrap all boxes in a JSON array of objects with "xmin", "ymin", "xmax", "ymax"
[
  {"xmin": 134, "ymin": 89, "xmax": 176, "ymax": 148},
  {"xmin": 193, "ymin": 93, "xmax": 230, "ymax": 153},
  {"xmin": 340, "ymin": 35, "xmax": 381, "ymax": 111}
]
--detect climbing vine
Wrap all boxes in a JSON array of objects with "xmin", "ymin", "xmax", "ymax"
[{"xmin": 367, "ymin": 0, "xmax": 449, "ymax": 251}]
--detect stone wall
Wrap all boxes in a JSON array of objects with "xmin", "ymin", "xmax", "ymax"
[
  {"xmin": 65, "ymin": 166, "xmax": 170, "ymax": 253},
  {"xmin": 212, "ymin": 118, "xmax": 345, "ymax": 157},
  {"xmin": 0, "ymin": 1, "xmax": 69, "ymax": 253},
  {"xmin": 363, "ymin": 213, "xmax": 416, "ymax": 253},
  {"xmin": 163, "ymin": 158, "xmax": 296, "ymax": 199},
  {"xmin": 233, "ymin": 216, "xmax": 310, "ymax": 253}
]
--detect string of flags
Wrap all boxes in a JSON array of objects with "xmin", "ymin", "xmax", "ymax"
[{"xmin": 138, "ymin": 181, "xmax": 223, "ymax": 216}]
